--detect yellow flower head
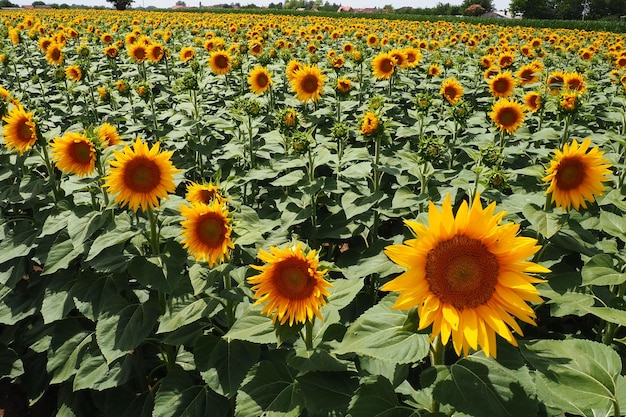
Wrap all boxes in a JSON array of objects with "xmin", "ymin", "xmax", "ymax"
[
  {"xmin": 2, "ymin": 104, "xmax": 38, "ymax": 155},
  {"xmin": 51, "ymin": 131, "xmax": 96, "ymax": 177},
  {"xmin": 383, "ymin": 193, "xmax": 549, "ymax": 357}
]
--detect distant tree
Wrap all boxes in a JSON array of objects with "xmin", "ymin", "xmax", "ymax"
[
  {"xmin": 465, "ymin": 3, "xmax": 486, "ymax": 14},
  {"xmin": 0, "ymin": 0, "xmax": 19, "ymax": 6},
  {"xmin": 105, "ymin": 0, "xmax": 132, "ymax": 9},
  {"xmin": 175, "ymin": 0, "xmax": 185, "ymax": 5},
  {"xmin": 382, "ymin": 3, "xmax": 394, "ymax": 12},
  {"xmin": 509, "ymin": 0, "xmax": 555, "ymax": 18},
  {"xmin": 462, "ymin": 0, "xmax": 493, "ymax": 11}
]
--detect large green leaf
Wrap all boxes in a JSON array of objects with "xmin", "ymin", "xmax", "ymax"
[
  {"xmin": 429, "ymin": 345, "xmax": 537, "ymax": 417},
  {"xmin": 335, "ymin": 294, "xmax": 430, "ymax": 364},
  {"xmin": 520, "ymin": 339, "xmax": 621, "ymax": 417},
  {"xmin": 85, "ymin": 226, "xmax": 136, "ymax": 262},
  {"xmin": 157, "ymin": 296, "xmax": 222, "ymax": 334},
  {"xmin": 581, "ymin": 254, "xmax": 626, "ymax": 286},
  {"xmin": 0, "ymin": 346, "xmax": 24, "ymax": 380},
  {"xmin": 225, "ymin": 306, "xmax": 276, "ymax": 344},
  {"xmin": 46, "ymin": 330, "xmax": 93, "ymax": 384},
  {"xmin": 298, "ymin": 371, "xmax": 358, "ymax": 417},
  {"xmin": 95, "ymin": 295, "xmax": 161, "ymax": 364},
  {"xmin": 72, "ymin": 343, "xmax": 133, "ymax": 391},
  {"xmin": 236, "ymin": 359, "xmax": 303, "ymax": 417},
  {"xmin": 599, "ymin": 210, "xmax": 626, "ymax": 241},
  {"xmin": 195, "ymin": 336, "xmax": 260, "ymax": 398},
  {"xmin": 347, "ymin": 375, "xmax": 419, "ymax": 417},
  {"xmin": 522, "ymin": 203, "xmax": 562, "ymax": 239},
  {"xmin": 153, "ymin": 369, "xmax": 230, "ymax": 417},
  {"xmin": 41, "ymin": 271, "xmax": 75, "ymax": 324},
  {"xmin": 0, "ymin": 229, "xmax": 37, "ymax": 266}
]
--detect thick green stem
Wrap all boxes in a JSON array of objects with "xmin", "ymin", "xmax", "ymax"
[
  {"xmin": 147, "ymin": 207, "xmax": 160, "ymax": 256},
  {"xmin": 38, "ymin": 143, "xmax": 61, "ymax": 203},
  {"xmin": 304, "ymin": 320, "xmax": 314, "ymax": 351},
  {"xmin": 224, "ymin": 273, "xmax": 235, "ymax": 328},
  {"xmin": 429, "ymin": 336, "xmax": 446, "ymax": 413}
]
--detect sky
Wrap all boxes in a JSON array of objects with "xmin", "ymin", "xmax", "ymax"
[{"xmin": 12, "ymin": 0, "xmax": 511, "ymax": 13}]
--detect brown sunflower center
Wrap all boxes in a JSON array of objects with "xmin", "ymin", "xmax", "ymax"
[
  {"xmin": 493, "ymin": 78, "xmax": 511, "ymax": 93},
  {"xmin": 555, "ymin": 156, "xmax": 585, "ymax": 190},
  {"xmin": 300, "ymin": 74, "xmax": 320, "ymax": 94},
  {"xmin": 256, "ymin": 73, "xmax": 269, "ymax": 88},
  {"xmin": 50, "ymin": 48, "xmax": 61, "ymax": 61},
  {"xmin": 379, "ymin": 58, "xmax": 394, "ymax": 74},
  {"xmin": 199, "ymin": 189, "xmax": 216, "ymax": 203},
  {"xmin": 425, "ymin": 235, "xmax": 499, "ymax": 309},
  {"xmin": 17, "ymin": 119, "xmax": 34, "ymax": 142},
  {"xmin": 70, "ymin": 141, "xmax": 92, "ymax": 164},
  {"xmin": 197, "ymin": 214, "xmax": 225, "ymax": 247},
  {"xmin": 444, "ymin": 86, "xmax": 459, "ymax": 100},
  {"xmin": 124, "ymin": 156, "xmax": 161, "ymax": 193},
  {"xmin": 276, "ymin": 259, "xmax": 314, "ymax": 299},
  {"xmin": 214, "ymin": 54, "xmax": 229, "ymax": 69},
  {"xmin": 134, "ymin": 47, "xmax": 146, "ymax": 60},
  {"xmin": 498, "ymin": 108, "xmax": 518, "ymax": 126}
]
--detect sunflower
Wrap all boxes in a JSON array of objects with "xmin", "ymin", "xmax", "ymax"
[
  {"xmin": 208, "ymin": 50, "xmax": 231, "ymax": 75},
  {"xmin": 103, "ymin": 137, "xmax": 180, "ymax": 212},
  {"xmin": 285, "ymin": 59, "xmax": 303, "ymax": 82},
  {"xmin": 248, "ymin": 242, "xmax": 332, "ymax": 326},
  {"xmin": 497, "ymin": 52, "xmax": 514, "ymax": 68},
  {"xmin": 371, "ymin": 51, "xmax": 396, "ymax": 80},
  {"xmin": 2, "ymin": 104, "xmax": 38, "ymax": 155},
  {"xmin": 488, "ymin": 71, "xmax": 515, "ymax": 98},
  {"xmin": 563, "ymin": 72, "xmax": 585, "ymax": 94},
  {"xmin": 382, "ymin": 193, "xmax": 549, "ymax": 358},
  {"xmin": 101, "ymin": 32, "xmax": 114, "ymax": 44},
  {"xmin": 179, "ymin": 46, "xmax": 195, "ymax": 63},
  {"xmin": 185, "ymin": 181, "xmax": 226, "ymax": 204},
  {"xmin": 147, "ymin": 42, "xmax": 165, "ymax": 63},
  {"xmin": 390, "ymin": 48, "xmax": 408, "ymax": 69},
  {"xmin": 360, "ymin": 111, "xmax": 380, "ymax": 136},
  {"xmin": 440, "ymin": 77, "xmax": 464, "ymax": 105},
  {"xmin": 65, "ymin": 65, "xmax": 82, "ymax": 82},
  {"xmin": 38, "ymin": 37, "xmax": 52, "ymax": 52},
  {"xmin": 179, "ymin": 200, "xmax": 234, "ymax": 267},
  {"xmin": 97, "ymin": 122, "xmax": 121, "ymax": 147},
  {"xmin": 247, "ymin": 65, "xmax": 272, "ymax": 95},
  {"xmin": 104, "ymin": 45, "xmax": 118, "ymax": 59},
  {"xmin": 428, "ymin": 63, "xmax": 441, "ymax": 77},
  {"xmin": 547, "ymin": 70, "xmax": 565, "ymax": 95},
  {"xmin": 490, "ymin": 98, "xmax": 526, "ymax": 134},
  {"xmin": 128, "ymin": 43, "xmax": 148, "ymax": 63},
  {"xmin": 45, "ymin": 42, "xmax": 64, "ymax": 66},
  {"xmin": 336, "ymin": 78, "xmax": 351, "ymax": 94},
  {"xmin": 366, "ymin": 33, "xmax": 378, "ymax": 47},
  {"xmin": 50, "ymin": 131, "xmax": 96, "ymax": 177},
  {"xmin": 523, "ymin": 91, "xmax": 542, "ymax": 112},
  {"xmin": 543, "ymin": 138, "xmax": 613, "ymax": 211},
  {"xmin": 559, "ymin": 92, "xmax": 579, "ymax": 113},
  {"xmin": 403, "ymin": 47, "xmax": 421, "ymax": 68},
  {"xmin": 290, "ymin": 64, "xmax": 325, "ymax": 103},
  {"xmin": 516, "ymin": 63, "xmax": 540, "ymax": 85}
]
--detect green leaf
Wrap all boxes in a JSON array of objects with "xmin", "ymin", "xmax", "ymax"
[
  {"xmin": 581, "ymin": 254, "xmax": 626, "ymax": 286},
  {"xmin": 236, "ymin": 360, "xmax": 303, "ymax": 417},
  {"xmin": 157, "ymin": 296, "xmax": 222, "ymax": 334},
  {"xmin": 431, "ymin": 345, "xmax": 537, "ymax": 417},
  {"xmin": 40, "ymin": 236, "xmax": 84, "ymax": 275},
  {"xmin": 68, "ymin": 210, "xmax": 108, "ymax": 249},
  {"xmin": 96, "ymin": 295, "xmax": 161, "ymax": 364},
  {"xmin": 325, "ymin": 276, "xmax": 365, "ymax": 311},
  {"xmin": 600, "ymin": 210, "xmax": 626, "ymax": 241},
  {"xmin": 73, "ymin": 345, "xmax": 133, "ymax": 391},
  {"xmin": 225, "ymin": 306, "xmax": 276, "ymax": 344},
  {"xmin": 0, "ymin": 347, "xmax": 24, "ymax": 380},
  {"xmin": 522, "ymin": 203, "xmax": 562, "ymax": 238},
  {"xmin": 41, "ymin": 272, "xmax": 75, "ymax": 324},
  {"xmin": 195, "ymin": 336, "xmax": 260, "ymax": 398},
  {"xmin": 85, "ymin": 227, "xmax": 136, "ymax": 262},
  {"xmin": 520, "ymin": 339, "xmax": 621, "ymax": 417},
  {"xmin": 335, "ymin": 294, "xmax": 430, "ymax": 364},
  {"xmin": 128, "ymin": 255, "xmax": 176, "ymax": 293},
  {"xmin": 0, "ymin": 229, "xmax": 37, "ymax": 265},
  {"xmin": 153, "ymin": 369, "xmax": 230, "ymax": 417},
  {"xmin": 298, "ymin": 371, "xmax": 358, "ymax": 417},
  {"xmin": 46, "ymin": 330, "xmax": 93, "ymax": 384},
  {"xmin": 347, "ymin": 375, "xmax": 418, "ymax": 417},
  {"xmin": 271, "ymin": 170, "xmax": 305, "ymax": 186}
]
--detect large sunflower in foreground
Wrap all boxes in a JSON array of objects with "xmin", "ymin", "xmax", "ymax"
[
  {"xmin": 440, "ymin": 77, "xmax": 463, "ymax": 105},
  {"xmin": 543, "ymin": 138, "xmax": 613, "ymax": 211},
  {"xmin": 371, "ymin": 51, "xmax": 396, "ymax": 80},
  {"xmin": 382, "ymin": 193, "xmax": 549, "ymax": 358},
  {"xmin": 248, "ymin": 242, "xmax": 332, "ymax": 326},
  {"xmin": 2, "ymin": 104, "xmax": 38, "ymax": 155},
  {"xmin": 290, "ymin": 64, "xmax": 325, "ymax": 103},
  {"xmin": 51, "ymin": 131, "xmax": 96, "ymax": 177},
  {"xmin": 103, "ymin": 137, "xmax": 180, "ymax": 212},
  {"xmin": 179, "ymin": 200, "xmax": 234, "ymax": 267},
  {"xmin": 488, "ymin": 71, "xmax": 515, "ymax": 98},
  {"xmin": 247, "ymin": 65, "xmax": 272, "ymax": 95},
  {"xmin": 489, "ymin": 98, "xmax": 526, "ymax": 134}
]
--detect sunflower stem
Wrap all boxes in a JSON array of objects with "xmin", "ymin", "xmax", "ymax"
[
  {"xmin": 561, "ymin": 114, "xmax": 571, "ymax": 148},
  {"xmin": 429, "ymin": 336, "xmax": 446, "ymax": 413},
  {"xmin": 37, "ymin": 141, "xmax": 61, "ymax": 203},
  {"xmin": 304, "ymin": 320, "xmax": 314, "ymax": 351},
  {"xmin": 224, "ymin": 273, "xmax": 235, "ymax": 329},
  {"xmin": 543, "ymin": 191, "xmax": 552, "ymax": 212},
  {"xmin": 602, "ymin": 283, "xmax": 626, "ymax": 346},
  {"xmin": 147, "ymin": 207, "xmax": 160, "ymax": 256}
]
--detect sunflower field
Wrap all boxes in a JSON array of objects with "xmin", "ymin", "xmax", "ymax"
[{"xmin": 1, "ymin": 8, "xmax": 626, "ymax": 417}]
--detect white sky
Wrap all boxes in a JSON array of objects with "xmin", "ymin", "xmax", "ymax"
[{"xmin": 12, "ymin": 0, "xmax": 511, "ymax": 14}]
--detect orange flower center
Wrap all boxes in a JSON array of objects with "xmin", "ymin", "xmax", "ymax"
[
  {"xmin": 555, "ymin": 157, "xmax": 585, "ymax": 190},
  {"xmin": 124, "ymin": 156, "xmax": 161, "ymax": 193},
  {"xmin": 300, "ymin": 74, "xmax": 319, "ymax": 94},
  {"xmin": 444, "ymin": 86, "xmax": 459, "ymax": 100},
  {"xmin": 425, "ymin": 235, "xmax": 499, "ymax": 309},
  {"xmin": 70, "ymin": 140, "xmax": 92, "ymax": 164},
  {"xmin": 214, "ymin": 54, "xmax": 228, "ymax": 69},
  {"xmin": 199, "ymin": 189, "xmax": 216, "ymax": 203},
  {"xmin": 275, "ymin": 259, "xmax": 314, "ymax": 299},
  {"xmin": 17, "ymin": 119, "xmax": 34, "ymax": 142},
  {"xmin": 134, "ymin": 47, "xmax": 146, "ymax": 60},
  {"xmin": 379, "ymin": 58, "xmax": 394, "ymax": 74},
  {"xmin": 498, "ymin": 107, "xmax": 518, "ymax": 127},
  {"xmin": 197, "ymin": 214, "xmax": 226, "ymax": 248},
  {"xmin": 255, "ymin": 73, "xmax": 269, "ymax": 88},
  {"xmin": 492, "ymin": 78, "xmax": 511, "ymax": 94},
  {"xmin": 50, "ymin": 48, "xmax": 61, "ymax": 61}
]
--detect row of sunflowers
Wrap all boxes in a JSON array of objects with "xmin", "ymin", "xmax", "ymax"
[{"xmin": 1, "ymin": 8, "xmax": 626, "ymax": 417}]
